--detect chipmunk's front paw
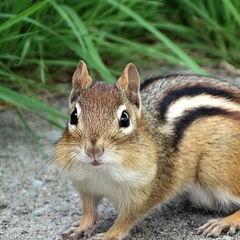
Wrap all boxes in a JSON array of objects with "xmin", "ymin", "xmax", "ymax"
[
  {"xmin": 197, "ymin": 219, "xmax": 227, "ymax": 237},
  {"xmin": 61, "ymin": 221, "xmax": 96, "ymax": 240},
  {"xmin": 197, "ymin": 216, "xmax": 240, "ymax": 237}
]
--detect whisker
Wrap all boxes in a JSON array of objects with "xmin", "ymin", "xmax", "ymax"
[
  {"xmin": 35, "ymin": 156, "xmax": 55, "ymax": 178},
  {"xmin": 36, "ymin": 148, "xmax": 77, "ymax": 178},
  {"xmin": 57, "ymin": 153, "xmax": 78, "ymax": 183}
]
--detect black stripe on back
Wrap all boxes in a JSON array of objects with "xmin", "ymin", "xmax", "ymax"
[
  {"xmin": 140, "ymin": 74, "xmax": 184, "ymax": 91},
  {"xmin": 159, "ymin": 86, "xmax": 235, "ymax": 121},
  {"xmin": 173, "ymin": 107, "xmax": 229, "ymax": 149},
  {"xmin": 140, "ymin": 75, "xmax": 163, "ymax": 91}
]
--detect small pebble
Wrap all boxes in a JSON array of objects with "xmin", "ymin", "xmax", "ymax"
[
  {"xmin": 33, "ymin": 205, "xmax": 50, "ymax": 216},
  {"xmin": 32, "ymin": 179, "xmax": 44, "ymax": 188}
]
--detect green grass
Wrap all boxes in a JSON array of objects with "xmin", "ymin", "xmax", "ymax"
[{"xmin": 0, "ymin": 0, "xmax": 240, "ymax": 137}]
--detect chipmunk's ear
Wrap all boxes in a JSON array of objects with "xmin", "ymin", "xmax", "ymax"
[
  {"xmin": 70, "ymin": 61, "xmax": 92, "ymax": 104},
  {"xmin": 117, "ymin": 63, "xmax": 141, "ymax": 109}
]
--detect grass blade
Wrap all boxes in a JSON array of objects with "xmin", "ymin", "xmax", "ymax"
[
  {"xmin": 49, "ymin": 0, "xmax": 115, "ymax": 82},
  {"xmin": 0, "ymin": 85, "xmax": 67, "ymax": 129},
  {"xmin": 106, "ymin": 0, "xmax": 205, "ymax": 74},
  {"xmin": 0, "ymin": 0, "xmax": 48, "ymax": 32}
]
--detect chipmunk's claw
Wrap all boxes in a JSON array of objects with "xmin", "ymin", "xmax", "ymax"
[
  {"xmin": 197, "ymin": 216, "xmax": 240, "ymax": 238},
  {"xmin": 197, "ymin": 219, "xmax": 225, "ymax": 237},
  {"xmin": 60, "ymin": 221, "xmax": 96, "ymax": 240},
  {"xmin": 227, "ymin": 222, "xmax": 239, "ymax": 236}
]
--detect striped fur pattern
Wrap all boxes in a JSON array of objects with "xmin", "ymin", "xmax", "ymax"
[
  {"xmin": 141, "ymin": 74, "xmax": 240, "ymax": 216},
  {"xmin": 141, "ymin": 74, "xmax": 240, "ymax": 149}
]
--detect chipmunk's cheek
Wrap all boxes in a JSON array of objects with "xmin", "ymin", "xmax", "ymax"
[
  {"xmin": 71, "ymin": 148, "xmax": 89, "ymax": 164},
  {"xmin": 101, "ymin": 152, "xmax": 123, "ymax": 166}
]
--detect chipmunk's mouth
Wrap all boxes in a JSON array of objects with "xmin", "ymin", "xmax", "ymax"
[{"xmin": 90, "ymin": 159, "xmax": 102, "ymax": 167}]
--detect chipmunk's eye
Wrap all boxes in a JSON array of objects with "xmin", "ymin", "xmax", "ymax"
[
  {"xmin": 119, "ymin": 110, "xmax": 130, "ymax": 128},
  {"xmin": 70, "ymin": 107, "xmax": 78, "ymax": 125}
]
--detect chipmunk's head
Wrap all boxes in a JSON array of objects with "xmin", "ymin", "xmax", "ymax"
[{"xmin": 56, "ymin": 61, "xmax": 142, "ymax": 174}]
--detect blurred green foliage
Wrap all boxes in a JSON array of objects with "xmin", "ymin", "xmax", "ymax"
[{"xmin": 0, "ymin": 0, "xmax": 239, "ymax": 131}]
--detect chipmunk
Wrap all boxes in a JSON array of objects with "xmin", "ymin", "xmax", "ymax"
[{"xmin": 55, "ymin": 61, "xmax": 240, "ymax": 240}]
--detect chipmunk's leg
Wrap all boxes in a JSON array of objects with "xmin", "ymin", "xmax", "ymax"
[
  {"xmin": 90, "ymin": 214, "xmax": 133, "ymax": 240},
  {"xmin": 198, "ymin": 210, "xmax": 240, "ymax": 237},
  {"xmin": 90, "ymin": 204, "xmax": 151, "ymax": 240},
  {"xmin": 61, "ymin": 192, "xmax": 101, "ymax": 240}
]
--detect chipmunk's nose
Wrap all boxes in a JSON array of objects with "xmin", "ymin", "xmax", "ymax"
[{"xmin": 85, "ymin": 146, "xmax": 104, "ymax": 159}]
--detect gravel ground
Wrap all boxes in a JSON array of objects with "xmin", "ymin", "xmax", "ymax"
[{"xmin": 1, "ymin": 71, "xmax": 240, "ymax": 240}]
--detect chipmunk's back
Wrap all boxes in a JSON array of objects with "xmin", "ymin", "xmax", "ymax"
[{"xmin": 140, "ymin": 74, "xmax": 240, "ymax": 148}]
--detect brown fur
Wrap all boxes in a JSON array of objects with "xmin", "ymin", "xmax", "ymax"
[{"xmin": 55, "ymin": 61, "xmax": 240, "ymax": 240}]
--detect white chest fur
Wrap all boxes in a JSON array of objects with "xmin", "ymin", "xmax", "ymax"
[{"xmin": 68, "ymin": 162, "xmax": 149, "ymax": 207}]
